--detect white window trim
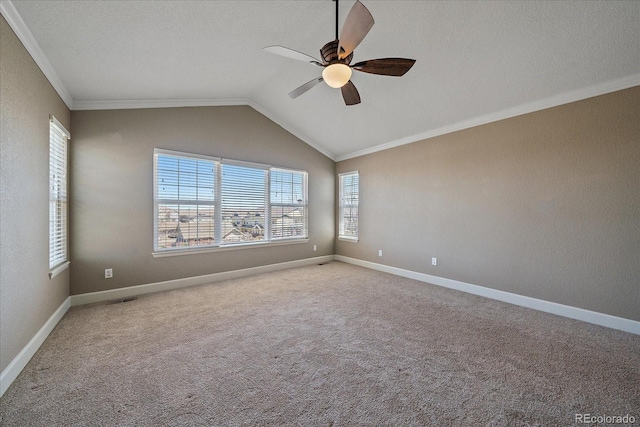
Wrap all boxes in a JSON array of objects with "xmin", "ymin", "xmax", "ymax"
[
  {"xmin": 49, "ymin": 260, "xmax": 70, "ymax": 279},
  {"xmin": 152, "ymin": 238, "xmax": 309, "ymax": 258},
  {"xmin": 154, "ymin": 148, "xmax": 221, "ymax": 252},
  {"xmin": 338, "ymin": 170, "xmax": 359, "ymax": 243},
  {"xmin": 153, "ymin": 149, "xmax": 309, "ymax": 255},
  {"xmin": 270, "ymin": 166, "xmax": 308, "ymax": 242}
]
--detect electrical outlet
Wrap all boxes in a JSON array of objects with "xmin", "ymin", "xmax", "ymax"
[
  {"xmin": 379, "ymin": 250, "xmax": 383, "ymax": 257},
  {"xmin": 313, "ymin": 245, "xmax": 317, "ymax": 252},
  {"xmin": 105, "ymin": 268, "xmax": 113, "ymax": 279},
  {"xmin": 431, "ymin": 257, "xmax": 437, "ymax": 266}
]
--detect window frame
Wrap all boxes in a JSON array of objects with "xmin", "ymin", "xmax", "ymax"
[
  {"xmin": 338, "ymin": 171, "xmax": 359, "ymax": 242},
  {"xmin": 270, "ymin": 167, "xmax": 309, "ymax": 241},
  {"xmin": 153, "ymin": 149, "xmax": 309, "ymax": 256},
  {"xmin": 154, "ymin": 149, "xmax": 221, "ymax": 252},
  {"xmin": 220, "ymin": 159, "xmax": 270, "ymax": 246},
  {"xmin": 49, "ymin": 115, "xmax": 70, "ymax": 277}
]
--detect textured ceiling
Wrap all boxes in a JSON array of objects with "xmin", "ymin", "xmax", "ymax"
[{"xmin": 3, "ymin": 0, "xmax": 639, "ymax": 160}]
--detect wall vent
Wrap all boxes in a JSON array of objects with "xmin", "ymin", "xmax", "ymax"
[{"xmin": 107, "ymin": 296, "xmax": 138, "ymax": 305}]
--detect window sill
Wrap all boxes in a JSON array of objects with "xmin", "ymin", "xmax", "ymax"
[
  {"xmin": 49, "ymin": 261, "xmax": 70, "ymax": 279},
  {"xmin": 152, "ymin": 238, "xmax": 309, "ymax": 258},
  {"xmin": 338, "ymin": 236, "xmax": 359, "ymax": 243}
]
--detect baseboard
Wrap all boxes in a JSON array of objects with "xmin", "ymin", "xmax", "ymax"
[
  {"xmin": 335, "ymin": 255, "xmax": 640, "ymax": 336},
  {"xmin": 70, "ymin": 255, "xmax": 335, "ymax": 306},
  {"xmin": 4, "ymin": 254, "xmax": 634, "ymax": 400},
  {"xmin": 1, "ymin": 256, "xmax": 333, "ymax": 398},
  {"xmin": 0, "ymin": 297, "xmax": 71, "ymax": 398}
]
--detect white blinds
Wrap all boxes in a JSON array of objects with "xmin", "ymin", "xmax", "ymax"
[
  {"xmin": 270, "ymin": 168, "xmax": 308, "ymax": 239},
  {"xmin": 154, "ymin": 149, "xmax": 307, "ymax": 252},
  {"xmin": 339, "ymin": 171, "xmax": 359, "ymax": 240},
  {"xmin": 155, "ymin": 151, "xmax": 219, "ymax": 250},
  {"xmin": 221, "ymin": 161, "xmax": 268, "ymax": 244},
  {"xmin": 49, "ymin": 116, "xmax": 70, "ymax": 269}
]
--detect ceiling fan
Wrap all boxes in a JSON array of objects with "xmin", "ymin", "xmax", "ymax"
[{"xmin": 264, "ymin": 0, "xmax": 416, "ymax": 106}]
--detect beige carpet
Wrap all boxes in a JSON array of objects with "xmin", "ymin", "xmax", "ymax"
[{"xmin": 1, "ymin": 261, "xmax": 638, "ymax": 426}]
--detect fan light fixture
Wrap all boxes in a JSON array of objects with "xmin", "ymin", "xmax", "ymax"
[
  {"xmin": 263, "ymin": 0, "xmax": 416, "ymax": 105},
  {"xmin": 322, "ymin": 63, "xmax": 352, "ymax": 88}
]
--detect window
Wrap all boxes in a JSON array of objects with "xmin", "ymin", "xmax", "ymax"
[
  {"xmin": 270, "ymin": 168, "xmax": 308, "ymax": 240},
  {"xmin": 339, "ymin": 171, "xmax": 359, "ymax": 241},
  {"xmin": 154, "ymin": 149, "xmax": 308, "ymax": 253},
  {"xmin": 155, "ymin": 151, "xmax": 219, "ymax": 250},
  {"xmin": 49, "ymin": 116, "xmax": 70, "ymax": 271},
  {"xmin": 221, "ymin": 161, "xmax": 268, "ymax": 245}
]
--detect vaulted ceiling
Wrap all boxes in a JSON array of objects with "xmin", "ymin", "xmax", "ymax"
[{"xmin": 3, "ymin": 0, "xmax": 639, "ymax": 160}]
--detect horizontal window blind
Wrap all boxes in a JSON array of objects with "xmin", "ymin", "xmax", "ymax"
[
  {"xmin": 270, "ymin": 168, "xmax": 308, "ymax": 240},
  {"xmin": 339, "ymin": 171, "xmax": 359, "ymax": 240},
  {"xmin": 221, "ymin": 162, "xmax": 268, "ymax": 245},
  {"xmin": 155, "ymin": 151, "xmax": 219, "ymax": 250},
  {"xmin": 49, "ymin": 117, "xmax": 70, "ymax": 269},
  {"xmin": 154, "ymin": 149, "xmax": 307, "ymax": 253}
]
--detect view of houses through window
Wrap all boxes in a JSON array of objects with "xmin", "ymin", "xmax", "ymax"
[{"xmin": 154, "ymin": 150, "xmax": 307, "ymax": 252}]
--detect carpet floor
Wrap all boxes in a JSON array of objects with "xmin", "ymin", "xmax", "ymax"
[{"xmin": 1, "ymin": 261, "xmax": 638, "ymax": 426}]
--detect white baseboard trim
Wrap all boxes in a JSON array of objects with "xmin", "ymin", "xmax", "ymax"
[
  {"xmin": 335, "ymin": 255, "xmax": 640, "ymax": 336},
  {"xmin": 1, "ymin": 256, "xmax": 333, "ymax": 398},
  {"xmin": 70, "ymin": 255, "xmax": 335, "ymax": 306},
  {"xmin": 0, "ymin": 297, "xmax": 71, "ymax": 397},
  {"xmin": 3, "ymin": 254, "xmax": 635, "ymax": 399}
]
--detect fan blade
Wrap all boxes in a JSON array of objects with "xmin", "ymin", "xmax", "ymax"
[
  {"xmin": 341, "ymin": 80, "xmax": 361, "ymax": 106},
  {"xmin": 352, "ymin": 58, "xmax": 416, "ymax": 76},
  {"xmin": 264, "ymin": 46, "xmax": 323, "ymax": 66},
  {"xmin": 338, "ymin": 0, "xmax": 374, "ymax": 60},
  {"xmin": 288, "ymin": 77, "xmax": 324, "ymax": 99}
]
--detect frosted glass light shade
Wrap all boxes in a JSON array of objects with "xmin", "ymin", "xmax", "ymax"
[{"xmin": 322, "ymin": 63, "xmax": 352, "ymax": 88}]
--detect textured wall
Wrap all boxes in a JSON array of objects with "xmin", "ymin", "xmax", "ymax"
[
  {"xmin": 336, "ymin": 87, "xmax": 640, "ymax": 321},
  {"xmin": 70, "ymin": 106, "xmax": 335, "ymax": 295},
  {"xmin": 0, "ymin": 16, "xmax": 71, "ymax": 372}
]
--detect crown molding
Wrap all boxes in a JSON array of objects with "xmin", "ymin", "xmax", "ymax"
[
  {"xmin": 0, "ymin": 0, "xmax": 74, "ymax": 109},
  {"xmin": 72, "ymin": 98, "xmax": 249, "ymax": 111},
  {"xmin": 4, "ymin": 0, "xmax": 635, "ymax": 165},
  {"xmin": 335, "ymin": 74, "xmax": 640, "ymax": 162}
]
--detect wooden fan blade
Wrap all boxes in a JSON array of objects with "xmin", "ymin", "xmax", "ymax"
[
  {"xmin": 352, "ymin": 58, "xmax": 416, "ymax": 76},
  {"xmin": 338, "ymin": 0, "xmax": 374, "ymax": 60},
  {"xmin": 341, "ymin": 80, "xmax": 361, "ymax": 106},
  {"xmin": 264, "ymin": 46, "xmax": 323, "ymax": 66},
  {"xmin": 288, "ymin": 77, "xmax": 324, "ymax": 99}
]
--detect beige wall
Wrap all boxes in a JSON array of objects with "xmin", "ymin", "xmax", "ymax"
[
  {"xmin": 70, "ymin": 106, "xmax": 335, "ymax": 295},
  {"xmin": 1, "ymin": 6, "xmax": 636, "ymax": 379},
  {"xmin": 337, "ymin": 87, "xmax": 640, "ymax": 321},
  {"xmin": 0, "ymin": 16, "xmax": 71, "ymax": 372}
]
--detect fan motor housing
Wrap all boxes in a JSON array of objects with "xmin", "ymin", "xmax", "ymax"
[{"xmin": 321, "ymin": 40, "xmax": 353, "ymax": 65}]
